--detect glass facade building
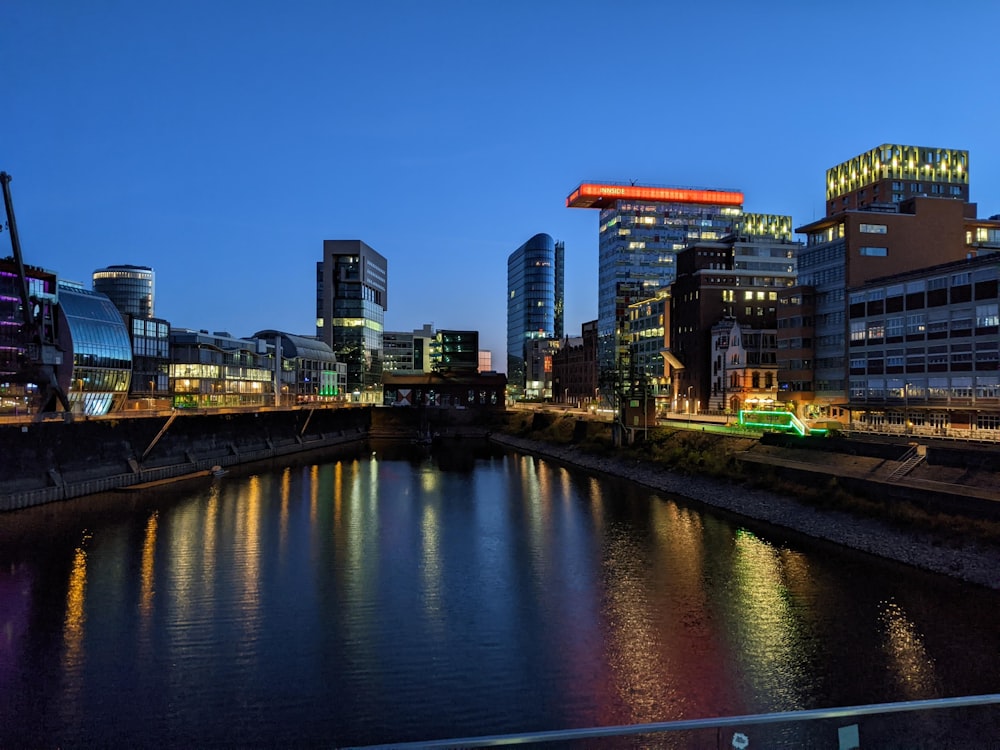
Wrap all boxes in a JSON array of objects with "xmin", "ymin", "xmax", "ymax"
[
  {"xmin": 567, "ymin": 183, "xmax": 744, "ymax": 378},
  {"xmin": 253, "ymin": 329, "xmax": 343, "ymax": 404},
  {"xmin": 316, "ymin": 240, "xmax": 387, "ymax": 398},
  {"xmin": 507, "ymin": 233, "xmax": 560, "ymax": 396},
  {"xmin": 92, "ymin": 265, "xmax": 155, "ymax": 319},
  {"xmin": 56, "ymin": 281, "xmax": 132, "ymax": 415}
]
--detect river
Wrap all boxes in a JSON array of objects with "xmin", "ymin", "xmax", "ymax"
[{"xmin": 1, "ymin": 442, "xmax": 998, "ymax": 748}]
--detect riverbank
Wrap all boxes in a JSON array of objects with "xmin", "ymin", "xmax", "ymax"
[{"xmin": 490, "ymin": 431, "xmax": 1000, "ymax": 591}]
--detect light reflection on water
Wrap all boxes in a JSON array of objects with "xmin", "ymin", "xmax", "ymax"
[{"xmin": 0, "ymin": 445, "xmax": 998, "ymax": 748}]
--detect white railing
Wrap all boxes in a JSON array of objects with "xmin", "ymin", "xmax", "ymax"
[{"xmin": 341, "ymin": 694, "xmax": 1000, "ymax": 749}]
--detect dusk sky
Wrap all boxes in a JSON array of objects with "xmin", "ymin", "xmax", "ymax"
[{"xmin": 5, "ymin": 1, "xmax": 1000, "ymax": 371}]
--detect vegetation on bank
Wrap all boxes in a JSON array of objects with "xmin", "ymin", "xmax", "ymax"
[{"xmin": 498, "ymin": 410, "xmax": 1000, "ymax": 549}]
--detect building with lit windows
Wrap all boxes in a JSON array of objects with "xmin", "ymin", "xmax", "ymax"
[
  {"xmin": 824, "ymin": 144, "xmax": 969, "ymax": 215},
  {"xmin": 507, "ymin": 233, "xmax": 562, "ymax": 397},
  {"xmin": 168, "ymin": 329, "xmax": 273, "ymax": 409},
  {"xmin": 551, "ymin": 320, "xmax": 598, "ymax": 405},
  {"xmin": 787, "ymin": 144, "xmax": 1000, "ymax": 421},
  {"xmin": 252, "ymin": 330, "xmax": 344, "ymax": 405},
  {"xmin": 92, "ymin": 265, "xmax": 169, "ymax": 406},
  {"xmin": 0, "ymin": 261, "xmax": 60, "ymax": 413},
  {"xmin": 566, "ymin": 182, "xmax": 744, "ymax": 379},
  {"xmin": 56, "ymin": 280, "xmax": 133, "ymax": 415},
  {"xmin": 92, "ymin": 264, "xmax": 155, "ymax": 319},
  {"xmin": 478, "ymin": 350, "xmax": 492, "ymax": 373},
  {"xmin": 845, "ymin": 252, "xmax": 1000, "ymax": 439},
  {"xmin": 433, "ymin": 329, "xmax": 479, "ymax": 373},
  {"xmin": 668, "ymin": 216, "xmax": 798, "ymax": 414},
  {"xmin": 626, "ymin": 291, "xmax": 669, "ymax": 410},
  {"xmin": 317, "ymin": 240, "xmax": 387, "ymax": 399},
  {"xmin": 384, "ymin": 324, "xmax": 435, "ymax": 374}
]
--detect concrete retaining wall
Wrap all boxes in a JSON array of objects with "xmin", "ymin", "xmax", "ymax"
[{"xmin": 0, "ymin": 407, "xmax": 372, "ymax": 512}]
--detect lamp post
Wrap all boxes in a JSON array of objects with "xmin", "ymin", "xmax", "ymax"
[
  {"xmin": 904, "ymin": 382, "xmax": 910, "ymax": 435},
  {"xmin": 687, "ymin": 385, "xmax": 694, "ymax": 424}
]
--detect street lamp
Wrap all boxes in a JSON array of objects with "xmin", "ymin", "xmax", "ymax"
[
  {"xmin": 687, "ymin": 385, "xmax": 694, "ymax": 423},
  {"xmin": 904, "ymin": 382, "xmax": 910, "ymax": 435}
]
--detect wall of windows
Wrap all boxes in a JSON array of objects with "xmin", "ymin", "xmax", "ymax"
[{"xmin": 57, "ymin": 283, "xmax": 132, "ymax": 415}]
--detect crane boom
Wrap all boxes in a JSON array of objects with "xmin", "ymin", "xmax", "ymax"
[{"xmin": 0, "ymin": 171, "xmax": 71, "ymax": 416}]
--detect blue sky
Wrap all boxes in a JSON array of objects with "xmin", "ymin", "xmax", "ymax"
[{"xmin": 4, "ymin": 1, "xmax": 1000, "ymax": 371}]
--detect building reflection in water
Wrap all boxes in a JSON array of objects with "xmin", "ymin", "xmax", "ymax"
[
  {"xmin": 879, "ymin": 599, "xmax": 938, "ymax": 700},
  {"xmin": 729, "ymin": 528, "xmax": 817, "ymax": 711},
  {"xmin": 140, "ymin": 512, "xmax": 158, "ymax": 621},
  {"xmin": 59, "ymin": 536, "xmax": 90, "ymax": 731},
  {"xmin": 2, "ymin": 447, "xmax": 995, "ymax": 749}
]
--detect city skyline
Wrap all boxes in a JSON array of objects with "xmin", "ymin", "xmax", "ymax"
[{"xmin": 5, "ymin": 1, "xmax": 1000, "ymax": 371}]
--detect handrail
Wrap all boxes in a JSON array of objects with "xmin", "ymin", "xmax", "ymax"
[{"xmin": 340, "ymin": 693, "xmax": 1000, "ymax": 749}]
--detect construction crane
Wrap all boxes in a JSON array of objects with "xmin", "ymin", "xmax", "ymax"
[{"xmin": 0, "ymin": 171, "xmax": 71, "ymax": 416}]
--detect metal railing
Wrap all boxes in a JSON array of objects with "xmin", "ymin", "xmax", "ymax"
[{"xmin": 341, "ymin": 693, "xmax": 1000, "ymax": 749}]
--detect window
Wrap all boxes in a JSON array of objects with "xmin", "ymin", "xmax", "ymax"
[
  {"xmin": 850, "ymin": 321, "xmax": 866, "ymax": 342},
  {"xmin": 859, "ymin": 246, "xmax": 888, "ymax": 257},
  {"xmin": 977, "ymin": 304, "xmax": 999, "ymax": 327},
  {"xmin": 860, "ymin": 223, "xmax": 888, "ymax": 234}
]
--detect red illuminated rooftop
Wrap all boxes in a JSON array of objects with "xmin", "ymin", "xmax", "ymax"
[{"xmin": 566, "ymin": 182, "xmax": 744, "ymax": 209}]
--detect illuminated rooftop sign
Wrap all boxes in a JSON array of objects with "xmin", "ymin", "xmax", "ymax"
[{"xmin": 566, "ymin": 183, "xmax": 744, "ymax": 210}]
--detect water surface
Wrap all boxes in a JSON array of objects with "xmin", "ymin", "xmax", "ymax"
[{"xmin": 1, "ymin": 443, "xmax": 998, "ymax": 747}]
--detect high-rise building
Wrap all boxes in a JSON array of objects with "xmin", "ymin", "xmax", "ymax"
[
  {"xmin": 669, "ymin": 216, "xmax": 798, "ymax": 414},
  {"xmin": 554, "ymin": 240, "xmax": 565, "ymax": 341},
  {"xmin": 506, "ymin": 233, "xmax": 562, "ymax": 396},
  {"xmin": 93, "ymin": 264, "xmax": 169, "ymax": 403},
  {"xmin": 92, "ymin": 264, "xmax": 155, "ymax": 319},
  {"xmin": 567, "ymin": 182, "xmax": 744, "ymax": 377},
  {"xmin": 316, "ymin": 240, "xmax": 387, "ymax": 398},
  {"xmin": 782, "ymin": 144, "xmax": 1000, "ymax": 421},
  {"xmin": 824, "ymin": 144, "xmax": 969, "ymax": 216}
]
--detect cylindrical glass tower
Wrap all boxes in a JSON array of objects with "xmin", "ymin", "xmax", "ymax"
[{"xmin": 92, "ymin": 264, "xmax": 155, "ymax": 319}]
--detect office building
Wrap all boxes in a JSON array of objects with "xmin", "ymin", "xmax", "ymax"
[
  {"xmin": 786, "ymin": 144, "xmax": 1000, "ymax": 420},
  {"xmin": 168, "ymin": 329, "xmax": 273, "ymax": 409},
  {"xmin": 668, "ymin": 216, "xmax": 798, "ymax": 414},
  {"xmin": 626, "ymin": 291, "xmax": 668, "ymax": 409},
  {"xmin": 554, "ymin": 240, "xmax": 565, "ymax": 340},
  {"xmin": 507, "ymin": 233, "xmax": 562, "ymax": 397},
  {"xmin": 567, "ymin": 182, "xmax": 744, "ymax": 377},
  {"xmin": 92, "ymin": 264, "xmax": 155, "ymax": 319},
  {"xmin": 384, "ymin": 324, "xmax": 435, "ymax": 374},
  {"xmin": 551, "ymin": 319, "xmax": 598, "ymax": 404},
  {"xmin": 317, "ymin": 240, "xmax": 387, "ymax": 399},
  {"xmin": 252, "ymin": 330, "xmax": 344, "ymax": 405},
  {"xmin": 824, "ymin": 144, "xmax": 969, "ymax": 215},
  {"xmin": 433, "ymin": 330, "xmax": 479, "ymax": 373},
  {"xmin": 846, "ymin": 252, "xmax": 1000, "ymax": 438},
  {"xmin": 56, "ymin": 280, "xmax": 133, "ymax": 415},
  {"xmin": 0, "ymin": 261, "xmax": 60, "ymax": 413},
  {"xmin": 478, "ymin": 350, "xmax": 492, "ymax": 372},
  {"xmin": 93, "ymin": 265, "xmax": 169, "ymax": 405}
]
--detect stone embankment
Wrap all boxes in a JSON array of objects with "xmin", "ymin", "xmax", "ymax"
[{"xmin": 490, "ymin": 433, "xmax": 1000, "ymax": 591}]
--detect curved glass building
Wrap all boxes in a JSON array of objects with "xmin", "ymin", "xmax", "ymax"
[
  {"xmin": 56, "ymin": 281, "xmax": 132, "ymax": 415},
  {"xmin": 253, "ymin": 330, "xmax": 344, "ymax": 404},
  {"xmin": 507, "ymin": 233, "xmax": 557, "ymax": 397},
  {"xmin": 92, "ymin": 265, "xmax": 155, "ymax": 319}
]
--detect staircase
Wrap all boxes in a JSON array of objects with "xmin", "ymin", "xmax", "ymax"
[{"xmin": 886, "ymin": 445, "xmax": 926, "ymax": 481}]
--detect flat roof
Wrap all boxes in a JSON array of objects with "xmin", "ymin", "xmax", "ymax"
[{"xmin": 566, "ymin": 182, "xmax": 744, "ymax": 209}]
